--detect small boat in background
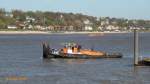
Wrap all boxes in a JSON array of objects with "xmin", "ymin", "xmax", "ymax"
[
  {"xmin": 42, "ymin": 42, "xmax": 123, "ymax": 59},
  {"xmin": 138, "ymin": 58, "xmax": 150, "ymax": 66}
]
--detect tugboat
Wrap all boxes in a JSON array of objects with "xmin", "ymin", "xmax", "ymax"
[{"xmin": 42, "ymin": 42, "xmax": 123, "ymax": 59}]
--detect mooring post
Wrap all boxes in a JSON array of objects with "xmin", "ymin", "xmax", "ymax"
[
  {"xmin": 43, "ymin": 43, "xmax": 46, "ymax": 58},
  {"xmin": 134, "ymin": 29, "xmax": 139, "ymax": 65},
  {"xmin": 43, "ymin": 42, "xmax": 49, "ymax": 58}
]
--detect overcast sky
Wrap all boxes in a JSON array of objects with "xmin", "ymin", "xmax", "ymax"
[{"xmin": 0, "ymin": 0, "xmax": 150, "ymax": 20}]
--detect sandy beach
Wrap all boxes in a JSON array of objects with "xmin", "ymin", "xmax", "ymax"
[
  {"xmin": 0, "ymin": 31, "xmax": 129, "ymax": 34},
  {"xmin": 0, "ymin": 31, "xmax": 48, "ymax": 34}
]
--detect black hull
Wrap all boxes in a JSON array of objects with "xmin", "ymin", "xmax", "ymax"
[
  {"xmin": 138, "ymin": 60, "xmax": 150, "ymax": 66},
  {"xmin": 44, "ymin": 53, "xmax": 122, "ymax": 59}
]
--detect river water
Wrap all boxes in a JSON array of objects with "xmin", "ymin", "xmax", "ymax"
[{"xmin": 0, "ymin": 33, "xmax": 149, "ymax": 84}]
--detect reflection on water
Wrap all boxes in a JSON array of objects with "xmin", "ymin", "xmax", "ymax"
[{"xmin": 0, "ymin": 33, "xmax": 149, "ymax": 84}]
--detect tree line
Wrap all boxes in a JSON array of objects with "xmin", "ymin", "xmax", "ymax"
[{"xmin": 0, "ymin": 8, "xmax": 150, "ymax": 30}]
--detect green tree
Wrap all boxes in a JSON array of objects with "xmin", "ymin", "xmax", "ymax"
[
  {"xmin": 0, "ymin": 19, "xmax": 6, "ymax": 29},
  {"xmin": 12, "ymin": 10, "xmax": 26, "ymax": 21},
  {"xmin": 0, "ymin": 8, "xmax": 6, "ymax": 16}
]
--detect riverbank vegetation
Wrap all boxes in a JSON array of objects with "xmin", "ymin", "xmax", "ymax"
[{"xmin": 0, "ymin": 8, "xmax": 150, "ymax": 32}]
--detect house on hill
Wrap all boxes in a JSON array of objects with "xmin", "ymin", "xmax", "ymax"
[{"xmin": 84, "ymin": 19, "xmax": 93, "ymax": 31}]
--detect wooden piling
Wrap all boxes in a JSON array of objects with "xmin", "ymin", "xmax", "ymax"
[
  {"xmin": 43, "ymin": 42, "xmax": 50, "ymax": 58},
  {"xmin": 134, "ymin": 29, "xmax": 139, "ymax": 65}
]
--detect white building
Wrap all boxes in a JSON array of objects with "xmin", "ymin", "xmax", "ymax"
[
  {"xmin": 26, "ymin": 16, "xmax": 35, "ymax": 21},
  {"xmin": 100, "ymin": 17, "xmax": 110, "ymax": 26},
  {"xmin": 84, "ymin": 19, "xmax": 93, "ymax": 31},
  {"xmin": 106, "ymin": 25, "xmax": 119, "ymax": 30},
  {"xmin": 7, "ymin": 25, "xmax": 17, "ymax": 29},
  {"xmin": 85, "ymin": 26, "xmax": 93, "ymax": 31}
]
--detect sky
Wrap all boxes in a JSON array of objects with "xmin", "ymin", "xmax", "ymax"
[{"xmin": 0, "ymin": 0, "xmax": 150, "ymax": 20}]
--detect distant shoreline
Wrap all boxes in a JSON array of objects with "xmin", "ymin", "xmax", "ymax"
[
  {"xmin": 0, "ymin": 31, "xmax": 48, "ymax": 34},
  {"xmin": 0, "ymin": 31, "xmax": 131, "ymax": 35}
]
